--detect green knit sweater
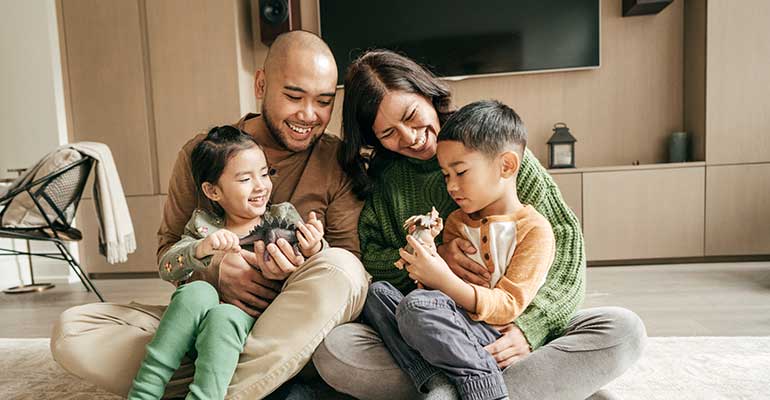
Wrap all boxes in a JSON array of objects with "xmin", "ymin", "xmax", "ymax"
[{"xmin": 358, "ymin": 149, "xmax": 586, "ymax": 349}]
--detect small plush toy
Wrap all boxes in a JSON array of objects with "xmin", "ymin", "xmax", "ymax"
[
  {"xmin": 395, "ymin": 207, "xmax": 443, "ymax": 270},
  {"xmin": 240, "ymin": 216, "xmax": 302, "ymax": 262}
]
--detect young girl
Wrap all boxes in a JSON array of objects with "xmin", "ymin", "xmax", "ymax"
[{"xmin": 128, "ymin": 126, "xmax": 325, "ymax": 400}]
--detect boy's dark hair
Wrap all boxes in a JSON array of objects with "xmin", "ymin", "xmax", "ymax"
[
  {"xmin": 191, "ymin": 126, "xmax": 261, "ymax": 215},
  {"xmin": 438, "ymin": 100, "xmax": 527, "ymax": 158}
]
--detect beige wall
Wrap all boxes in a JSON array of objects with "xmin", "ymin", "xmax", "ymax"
[
  {"xmin": 0, "ymin": 0, "xmax": 72, "ymax": 286},
  {"xmin": 0, "ymin": 0, "xmax": 67, "ymax": 172}
]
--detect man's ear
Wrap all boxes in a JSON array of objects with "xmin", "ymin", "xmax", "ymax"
[
  {"xmin": 254, "ymin": 69, "xmax": 267, "ymax": 100},
  {"xmin": 500, "ymin": 151, "xmax": 521, "ymax": 179},
  {"xmin": 201, "ymin": 182, "xmax": 221, "ymax": 202}
]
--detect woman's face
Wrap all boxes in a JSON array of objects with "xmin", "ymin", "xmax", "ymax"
[{"xmin": 371, "ymin": 91, "xmax": 440, "ymax": 160}]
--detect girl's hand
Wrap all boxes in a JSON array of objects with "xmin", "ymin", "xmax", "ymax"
[
  {"xmin": 298, "ymin": 211, "xmax": 324, "ymax": 257},
  {"xmin": 400, "ymin": 235, "xmax": 454, "ymax": 290},
  {"xmin": 196, "ymin": 229, "xmax": 241, "ymax": 258}
]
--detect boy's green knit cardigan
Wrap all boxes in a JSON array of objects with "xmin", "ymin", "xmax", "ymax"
[{"xmin": 358, "ymin": 149, "xmax": 586, "ymax": 349}]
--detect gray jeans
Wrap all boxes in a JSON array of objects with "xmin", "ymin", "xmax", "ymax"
[
  {"xmin": 363, "ymin": 281, "xmax": 506, "ymax": 400},
  {"xmin": 313, "ymin": 305, "xmax": 646, "ymax": 400}
]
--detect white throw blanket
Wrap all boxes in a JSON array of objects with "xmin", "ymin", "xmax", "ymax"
[{"xmin": 67, "ymin": 142, "xmax": 136, "ymax": 264}]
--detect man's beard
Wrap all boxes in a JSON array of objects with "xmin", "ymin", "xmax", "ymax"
[{"xmin": 262, "ymin": 105, "xmax": 319, "ymax": 152}]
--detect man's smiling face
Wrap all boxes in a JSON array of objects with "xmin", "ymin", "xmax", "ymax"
[{"xmin": 260, "ymin": 49, "xmax": 338, "ymax": 152}]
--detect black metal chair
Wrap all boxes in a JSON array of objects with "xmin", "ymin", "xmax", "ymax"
[{"xmin": 0, "ymin": 155, "xmax": 104, "ymax": 301}]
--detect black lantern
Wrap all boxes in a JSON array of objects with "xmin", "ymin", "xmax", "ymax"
[{"xmin": 547, "ymin": 122, "xmax": 577, "ymax": 169}]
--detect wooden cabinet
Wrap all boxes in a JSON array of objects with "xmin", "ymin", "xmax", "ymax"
[
  {"xmin": 705, "ymin": 0, "xmax": 770, "ymax": 165},
  {"xmin": 59, "ymin": 0, "xmax": 155, "ymax": 196},
  {"xmin": 60, "ymin": 1, "xmax": 255, "ymax": 274},
  {"xmin": 582, "ymin": 165, "xmax": 705, "ymax": 261},
  {"xmin": 550, "ymin": 172, "xmax": 582, "ymax": 225},
  {"xmin": 78, "ymin": 196, "xmax": 165, "ymax": 274},
  {"xmin": 146, "ymin": 0, "xmax": 256, "ymax": 193},
  {"xmin": 705, "ymin": 164, "xmax": 770, "ymax": 256}
]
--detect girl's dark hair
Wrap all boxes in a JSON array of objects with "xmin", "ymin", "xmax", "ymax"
[
  {"xmin": 191, "ymin": 125, "xmax": 261, "ymax": 216},
  {"xmin": 337, "ymin": 49, "xmax": 454, "ymax": 200}
]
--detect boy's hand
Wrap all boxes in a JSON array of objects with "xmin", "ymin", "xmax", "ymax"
[
  {"xmin": 400, "ymin": 235, "xmax": 454, "ymax": 290},
  {"xmin": 297, "ymin": 211, "xmax": 324, "ymax": 257},
  {"xmin": 196, "ymin": 229, "xmax": 241, "ymax": 258}
]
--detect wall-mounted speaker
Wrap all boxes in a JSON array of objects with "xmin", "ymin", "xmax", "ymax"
[
  {"xmin": 258, "ymin": 0, "xmax": 301, "ymax": 46},
  {"xmin": 622, "ymin": 0, "xmax": 673, "ymax": 17}
]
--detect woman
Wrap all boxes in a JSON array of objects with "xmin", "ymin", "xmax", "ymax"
[{"xmin": 312, "ymin": 50, "xmax": 646, "ymax": 400}]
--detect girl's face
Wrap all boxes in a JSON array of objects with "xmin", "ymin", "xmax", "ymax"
[
  {"xmin": 203, "ymin": 146, "xmax": 272, "ymax": 222},
  {"xmin": 371, "ymin": 90, "xmax": 440, "ymax": 160}
]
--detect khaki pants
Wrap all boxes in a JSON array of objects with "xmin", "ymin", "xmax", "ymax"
[{"xmin": 50, "ymin": 248, "xmax": 369, "ymax": 399}]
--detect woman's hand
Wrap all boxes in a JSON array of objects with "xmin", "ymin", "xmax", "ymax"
[
  {"xmin": 484, "ymin": 323, "xmax": 532, "ymax": 368},
  {"xmin": 298, "ymin": 211, "xmax": 324, "ymax": 257},
  {"xmin": 196, "ymin": 229, "xmax": 241, "ymax": 258},
  {"xmin": 437, "ymin": 237, "xmax": 491, "ymax": 287}
]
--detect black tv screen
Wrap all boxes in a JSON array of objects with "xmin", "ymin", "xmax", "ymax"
[{"xmin": 319, "ymin": 0, "xmax": 600, "ymax": 84}]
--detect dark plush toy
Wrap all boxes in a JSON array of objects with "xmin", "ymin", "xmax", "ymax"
[{"xmin": 239, "ymin": 216, "xmax": 302, "ymax": 261}]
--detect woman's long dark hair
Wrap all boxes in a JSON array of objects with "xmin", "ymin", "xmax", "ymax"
[
  {"xmin": 191, "ymin": 125, "xmax": 261, "ymax": 216},
  {"xmin": 337, "ymin": 50, "xmax": 454, "ymax": 200}
]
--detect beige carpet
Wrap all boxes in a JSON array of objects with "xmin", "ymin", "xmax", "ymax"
[{"xmin": 1, "ymin": 337, "xmax": 769, "ymax": 399}]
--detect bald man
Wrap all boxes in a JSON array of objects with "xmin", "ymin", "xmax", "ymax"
[{"xmin": 50, "ymin": 31, "xmax": 368, "ymax": 399}]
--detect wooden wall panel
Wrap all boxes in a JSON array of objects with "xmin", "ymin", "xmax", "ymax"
[
  {"xmin": 684, "ymin": 0, "xmax": 707, "ymax": 163},
  {"xmin": 77, "ymin": 195, "xmax": 164, "ymax": 274},
  {"xmin": 705, "ymin": 164, "xmax": 770, "ymax": 256},
  {"xmin": 59, "ymin": 0, "xmax": 154, "ymax": 195},
  {"xmin": 706, "ymin": 0, "xmax": 770, "ymax": 164},
  {"xmin": 147, "ymin": 0, "xmax": 248, "ymax": 193},
  {"xmin": 451, "ymin": 0, "xmax": 683, "ymax": 168},
  {"xmin": 550, "ymin": 172, "xmax": 583, "ymax": 225},
  {"xmin": 583, "ymin": 166, "xmax": 705, "ymax": 261},
  {"xmin": 323, "ymin": 0, "xmax": 684, "ymax": 166}
]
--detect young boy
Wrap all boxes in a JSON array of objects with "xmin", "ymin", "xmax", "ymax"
[{"xmin": 362, "ymin": 100, "xmax": 555, "ymax": 400}]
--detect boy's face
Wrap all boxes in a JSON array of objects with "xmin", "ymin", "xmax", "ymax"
[{"xmin": 437, "ymin": 141, "xmax": 510, "ymax": 217}]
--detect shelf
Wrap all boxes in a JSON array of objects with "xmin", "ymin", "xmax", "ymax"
[{"xmin": 547, "ymin": 161, "xmax": 705, "ymax": 175}]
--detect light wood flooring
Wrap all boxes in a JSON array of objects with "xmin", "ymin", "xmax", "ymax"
[{"xmin": 2, "ymin": 262, "xmax": 769, "ymax": 338}]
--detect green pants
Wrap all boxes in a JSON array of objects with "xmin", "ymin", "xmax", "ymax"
[{"xmin": 127, "ymin": 281, "xmax": 255, "ymax": 400}]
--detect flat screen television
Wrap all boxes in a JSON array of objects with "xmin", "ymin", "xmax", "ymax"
[{"xmin": 319, "ymin": 0, "xmax": 600, "ymax": 84}]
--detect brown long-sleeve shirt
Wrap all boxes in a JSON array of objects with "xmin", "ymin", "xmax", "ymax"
[{"xmin": 157, "ymin": 114, "xmax": 363, "ymax": 286}]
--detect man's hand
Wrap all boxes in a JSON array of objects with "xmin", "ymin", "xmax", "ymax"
[
  {"xmin": 484, "ymin": 323, "xmax": 532, "ymax": 368},
  {"xmin": 297, "ymin": 211, "xmax": 324, "ymax": 257},
  {"xmin": 218, "ymin": 251, "xmax": 281, "ymax": 317},
  {"xmin": 437, "ymin": 238, "xmax": 491, "ymax": 287},
  {"xmin": 252, "ymin": 239, "xmax": 305, "ymax": 281}
]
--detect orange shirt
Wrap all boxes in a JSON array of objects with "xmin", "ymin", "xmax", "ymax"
[{"xmin": 443, "ymin": 205, "xmax": 555, "ymax": 325}]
